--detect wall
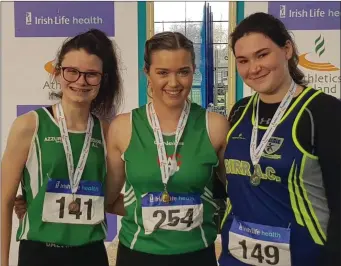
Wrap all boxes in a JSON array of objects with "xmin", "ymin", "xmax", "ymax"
[
  {"xmin": 1, "ymin": 2, "xmax": 142, "ymax": 265},
  {"xmin": 237, "ymin": 1, "xmax": 340, "ymax": 99}
]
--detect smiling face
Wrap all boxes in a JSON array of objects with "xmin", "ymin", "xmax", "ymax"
[
  {"xmin": 146, "ymin": 48, "xmax": 195, "ymax": 109},
  {"xmin": 56, "ymin": 48, "xmax": 103, "ymax": 105},
  {"xmin": 234, "ymin": 32, "xmax": 293, "ymax": 95}
]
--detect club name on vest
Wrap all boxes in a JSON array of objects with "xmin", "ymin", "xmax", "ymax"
[
  {"xmin": 44, "ymin": 136, "xmax": 102, "ymax": 148},
  {"xmin": 153, "ymin": 140, "xmax": 184, "ymax": 146}
]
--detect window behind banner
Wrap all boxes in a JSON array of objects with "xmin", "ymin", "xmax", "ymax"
[{"xmin": 154, "ymin": 1, "xmax": 229, "ymax": 116}]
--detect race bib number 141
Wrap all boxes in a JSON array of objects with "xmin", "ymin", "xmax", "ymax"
[
  {"xmin": 141, "ymin": 192, "xmax": 203, "ymax": 235},
  {"xmin": 228, "ymin": 219, "xmax": 291, "ymax": 266},
  {"xmin": 42, "ymin": 179, "xmax": 104, "ymax": 225}
]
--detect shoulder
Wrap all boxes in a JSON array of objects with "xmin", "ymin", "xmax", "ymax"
[
  {"xmin": 307, "ymin": 90, "xmax": 341, "ymax": 109},
  {"xmin": 207, "ymin": 111, "xmax": 230, "ymax": 149},
  {"xmin": 108, "ymin": 112, "xmax": 131, "ymax": 133},
  {"xmin": 12, "ymin": 111, "xmax": 37, "ymax": 135},
  {"xmin": 111, "ymin": 112, "xmax": 132, "ymax": 125},
  {"xmin": 207, "ymin": 111, "xmax": 229, "ymax": 128},
  {"xmin": 6, "ymin": 111, "xmax": 37, "ymax": 147},
  {"xmin": 305, "ymin": 91, "xmax": 341, "ymax": 123},
  {"xmin": 107, "ymin": 112, "xmax": 132, "ymax": 151}
]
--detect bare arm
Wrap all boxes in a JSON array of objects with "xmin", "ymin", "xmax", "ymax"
[
  {"xmin": 1, "ymin": 112, "xmax": 36, "ymax": 266},
  {"xmin": 207, "ymin": 112, "xmax": 230, "ymax": 187},
  {"xmin": 105, "ymin": 113, "xmax": 131, "ymax": 214}
]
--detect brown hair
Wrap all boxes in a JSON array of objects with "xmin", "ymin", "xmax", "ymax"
[
  {"xmin": 230, "ymin": 12, "xmax": 307, "ymax": 86},
  {"xmin": 144, "ymin": 31, "xmax": 195, "ymax": 73},
  {"xmin": 52, "ymin": 28, "xmax": 123, "ymax": 119}
]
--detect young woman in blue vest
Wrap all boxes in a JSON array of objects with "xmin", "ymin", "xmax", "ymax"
[{"xmin": 218, "ymin": 12, "xmax": 340, "ymax": 266}]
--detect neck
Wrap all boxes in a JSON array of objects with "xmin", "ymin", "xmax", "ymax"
[
  {"xmin": 152, "ymin": 100, "xmax": 185, "ymax": 133},
  {"xmin": 259, "ymin": 77, "xmax": 302, "ymax": 104},
  {"xmin": 56, "ymin": 98, "xmax": 91, "ymax": 131}
]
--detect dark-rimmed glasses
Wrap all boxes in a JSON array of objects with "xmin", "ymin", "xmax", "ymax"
[{"xmin": 61, "ymin": 67, "xmax": 103, "ymax": 86}]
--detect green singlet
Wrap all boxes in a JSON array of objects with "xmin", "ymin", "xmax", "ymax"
[
  {"xmin": 17, "ymin": 107, "xmax": 107, "ymax": 246},
  {"xmin": 119, "ymin": 102, "xmax": 220, "ymax": 255}
]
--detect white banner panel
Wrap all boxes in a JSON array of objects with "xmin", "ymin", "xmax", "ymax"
[{"xmin": 242, "ymin": 1, "xmax": 340, "ymax": 99}]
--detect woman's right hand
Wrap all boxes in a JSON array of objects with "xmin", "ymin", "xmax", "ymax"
[{"xmin": 14, "ymin": 195, "xmax": 27, "ymax": 220}]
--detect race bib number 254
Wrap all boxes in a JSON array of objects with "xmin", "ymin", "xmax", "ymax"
[
  {"xmin": 42, "ymin": 179, "xmax": 105, "ymax": 225},
  {"xmin": 141, "ymin": 192, "xmax": 203, "ymax": 235}
]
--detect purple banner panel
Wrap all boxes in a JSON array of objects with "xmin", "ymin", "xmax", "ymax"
[
  {"xmin": 17, "ymin": 105, "xmax": 49, "ymax": 116},
  {"xmin": 17, "ymin": 105, "xmax": 118, "ymax": 242},
  {"xmin": 269, "ymin": 2, "xmax": 340, "ymax": 30},
  {"xmin": 106, "ymin": 214, "xmax": 117, "ymax": 242},
  {"xmin": 14, "ymin": 2, "xmax": 115, "ymax": 37}
]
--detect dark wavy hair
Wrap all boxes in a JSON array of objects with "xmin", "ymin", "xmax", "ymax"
[
  {"xmin": 230, "ymin": 12, "xmax": 307, "ymax": 86},
  {"xmin": 53, "ymin": 28, "xmax": 123, "ymax": 119}
]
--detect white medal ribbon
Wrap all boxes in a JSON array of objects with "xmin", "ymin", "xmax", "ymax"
[
  {"xmin": 147, "ymin": 100, "xmax": 190, "ymax": 188},
  {"xmin": 56, "ymin": 103, "xmax": 94, "ymax": 194},
  {"xmin": 250, "ymin": 80, "xmax": 297, "ymax": 167}
]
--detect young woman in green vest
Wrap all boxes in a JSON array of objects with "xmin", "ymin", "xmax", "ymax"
[
  {"xmin": 105, "ymin": 31, "xmax": 228, "ymax": 266},
  {"xmin": 1, "ymin": 29, "xmax": 124, "ymax": 266}
]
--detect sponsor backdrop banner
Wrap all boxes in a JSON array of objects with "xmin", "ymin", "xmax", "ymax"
[
  {"xmin": 2, "ymin": 2, "xmax": 139, "ymax": 265},
  {"xmin": 242, "ymin": 1, "xmax": 340, "ymax": 99},
  {"xmin": 14, "ymin": 2, "xmax": 116, "ymax": 37}
]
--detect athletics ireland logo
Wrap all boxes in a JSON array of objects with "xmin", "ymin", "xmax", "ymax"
[{"xmin": 298, "ymin": 34, "xmax": 339, "ymax": 72}]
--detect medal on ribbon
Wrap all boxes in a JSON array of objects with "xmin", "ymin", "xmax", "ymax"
[
  {"xmin": 147, "ymin": 101, "xmax": 190, "ymax": 204},
  {"xmin": 249, "ymin": 81, "xmax": 297, "ymax": 186},
  {"xmin": 56, "ymin": 103, "xmax": 94, "ymax": 213}
]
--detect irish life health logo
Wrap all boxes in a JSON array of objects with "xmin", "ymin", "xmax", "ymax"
[
  {"xmin": 299, "ymin": 35, "xmax": 341, "ymax": 98},
  {"xmin": 15, "ymin": 2, "xmax": 115, "ymax": 37}
]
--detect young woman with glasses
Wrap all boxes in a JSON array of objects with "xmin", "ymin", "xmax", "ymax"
[{"xmin": 1, "ymin": 28, "xmax": 123, "ymax": 266}]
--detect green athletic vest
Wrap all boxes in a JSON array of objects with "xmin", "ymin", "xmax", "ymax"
[
  {"xmin": 119, "ymin": 103, "xmax": 219, "ymax": 255},
  {"xmin": 16, "ymin": 107, "xmax": 107, "ymax": 246}
]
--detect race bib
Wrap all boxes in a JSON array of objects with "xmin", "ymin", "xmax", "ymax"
[
  {"xmin": 141, "ymin": 192, "xmax": 203, "ymax": 235},
  {"xmin": 228, "ymin": 218, "xmax": 291, "ymax": 266},
  {"xmin": 42, "ymin": 179, "xmax": 104, "ymax": 225}
]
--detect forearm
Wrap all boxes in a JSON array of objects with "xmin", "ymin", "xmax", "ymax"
[
  {"xmin": 105, "ymin": 173, "xmax": 125, "ymax": 206},
  {"xmin": 1, "ymin": 203, "xmax": 14, "ymax": 266},
  {"xmin": 106, "ymin": 193, "xmax": 126, "ymax": 216}
]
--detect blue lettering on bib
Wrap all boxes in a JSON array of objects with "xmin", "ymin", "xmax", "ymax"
[
  {"xmin": 141, "ymin": 192, "xmax": 201, "ymax": 207},
  {"xmin": 46, "ymin": 179, "xmax": 104, "ymax": 197},
  {"xmin": 230, "ymin": 219, "xmax": 290, "ymax": 244}
]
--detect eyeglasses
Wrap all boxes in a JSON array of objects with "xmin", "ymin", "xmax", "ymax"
[{"xmin": 60, "ymin": 67, "xmax": 103, "ymax": 86}]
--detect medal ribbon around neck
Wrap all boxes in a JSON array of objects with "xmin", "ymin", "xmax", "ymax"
[
  {"xmin": 56, "ymin": 103, "xmax": 94, "ymax": 194},
  {"xmin": 148, "ymin": 100, "xmax": 190, "ymax": 190},
  {"xmin": 250, "ymin": 80, "xmax": 297, "ymax": 167}
]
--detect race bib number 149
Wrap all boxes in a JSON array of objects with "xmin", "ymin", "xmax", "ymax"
[
  {"xmin": 228, "ymin": 219, "xmax": 291, "ymax": 266},
  {"xmin": 141, "ymin": 192, "xmax": 203, "ymax": 235},
  {"xmin": 42, "ymin": 179, "xmax": 104, "ymax": 225}
]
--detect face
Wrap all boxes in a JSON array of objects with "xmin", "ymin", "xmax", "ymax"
[
  {"xmin": 234, "ymin": 32, "xmax": 293, "ymax": 94},
  {"xmin": 56, "ymin": 49, "xmax": 103, "ymax": 104},
  {"xmin": 146, "ymin": 49, "xmax": 195, "ymax": 109}
]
